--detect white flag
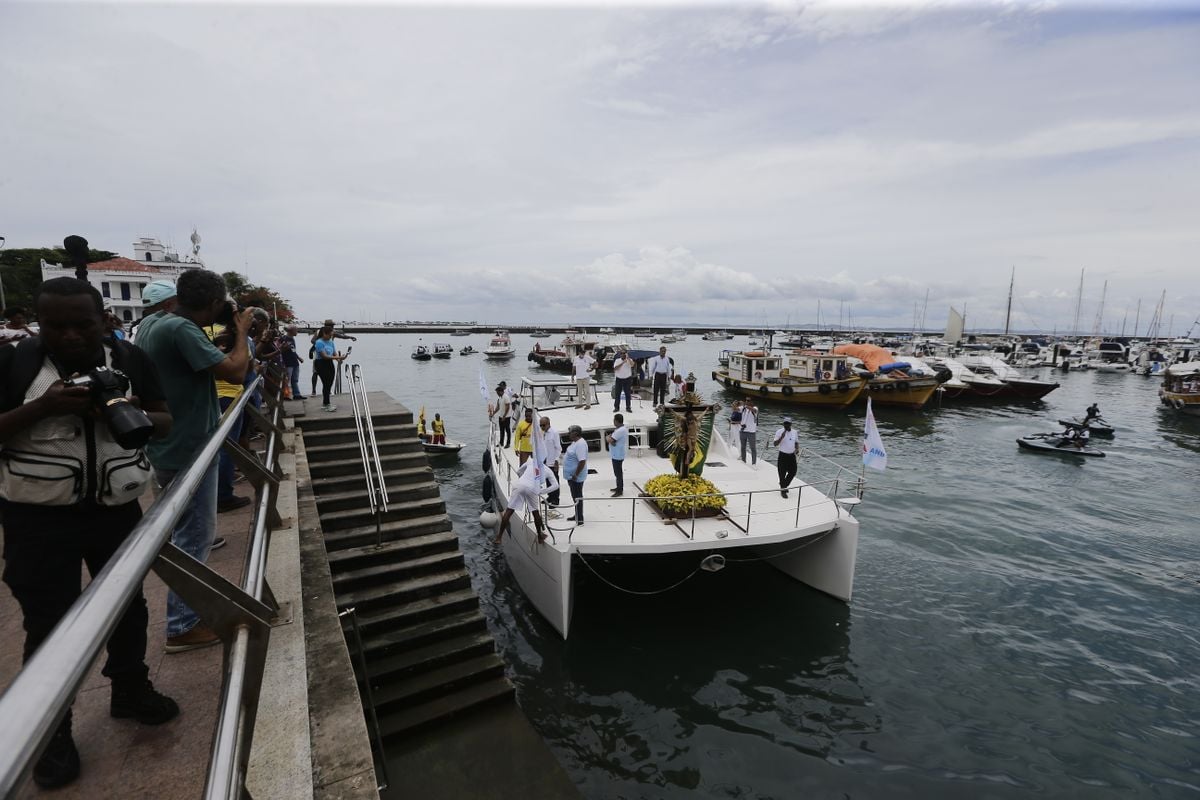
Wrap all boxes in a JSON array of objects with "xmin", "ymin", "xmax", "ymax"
[
  {"xmin": 862, "ymin": 397, "xmax": 888, "ymax": 471},
  {"xmin": 479, "ymin": 368, "xmax": 490, "ymax": 405},
  {"xmin": 529, "ymin": 405, "xmax": 546, "ymax": 479}
]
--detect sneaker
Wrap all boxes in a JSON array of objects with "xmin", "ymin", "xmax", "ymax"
[
  {"xmin": 293, "ymin": 395, "xmax": 307, "ymax": 400},
  {"xmin": 33, "ymin": 723, "xmax": 79, "ymax": 789},
  {"xmin": 210, "ymin": 536, "xmax": 227, "ymax": 551},
  {"xmin": 165, "ymin": 624, "xmax": 221, "ymax": 654},
  {"xmin": 111, "ymin": 678, "xmax": 180, "ymax": 725},
  {"xmin": 322, "ymin": 404, "xmax": 338, "ymax": 412},
  {"xmin": 548, "ymin": 510, "xmax": 563, "ymax": 519},
  {"xmin": 218, "ymin": 496, "xmax": 252, "ymax": 513}
]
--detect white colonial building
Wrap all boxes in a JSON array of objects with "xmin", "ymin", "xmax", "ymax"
[{"xmin": 41, "ymin": 236, "xmax": 205, "ymax": 323}]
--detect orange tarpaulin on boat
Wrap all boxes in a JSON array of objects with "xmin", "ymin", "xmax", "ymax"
[{"xmin": 832, "ymin": 344, "xmax": 897, "ymax": 372}]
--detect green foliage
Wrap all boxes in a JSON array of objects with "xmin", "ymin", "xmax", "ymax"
[
  {"xmin": 0, "ymin": 247, "xmax": 117, "ymax": 313},
  {"xmin": 221, "ymin": 271, "xmax": 295, "ymax": 322}
]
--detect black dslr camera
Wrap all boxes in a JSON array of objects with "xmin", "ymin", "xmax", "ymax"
[{"xmin": 64, "ymin": 367, "xmax": 156, "ymax": 449}]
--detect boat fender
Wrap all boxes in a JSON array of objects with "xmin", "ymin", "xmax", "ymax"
[
  {"xmin": 823, "ymin": 371, "xmax": 832, "ymax": 380},
  {"xmin": 1174, "ymin": 398, "xmax": 1186, "ymax": 410},
  {"xmin": 897, "ymin": 381, "xmax": 909, "ymax": 391},
  {"xmin": 837, "ymin": 382, "xmax": 851, "ymax": 393},
  {"xmin": 870, "ymin": 383, "xmax": 880, "ymax": 391},
  {"xmin": 934, "ymin": 367, "xmax": 953, "ymax": 384},
  {"xmin": 782, "ymin": 385, "xmax": 794, "ymax": 396},
  {"xmin": 818, "ymin": 383, "xmax": 832, "ymax": 395},
  {"xmin": 882, "ymin": 382, "xmax": 895, "ymax": 392},
  {"xmin": 527, "ymin": 353, "xmax": 537, "ymax": 362},
  {"xmin": 733, "ymin": 381, "xmax": 741, "ymax": 390},
  {"xmin": 724, "ymin": 377, "xmax": 732, "ymax": 387},
  {"xmin": 482, "ymin": 476, "xmax": 493, "ymax": 503},
  {"xmin": 480, "ymin": 510, "xmax": 499, "ymax": 528},
  {"xmin": 758, "ymin": 385, "xmax": 769, "ymax": 396}
]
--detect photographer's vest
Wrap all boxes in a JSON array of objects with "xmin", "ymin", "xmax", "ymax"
[{"xmin": 0, "ymin": 343, "xmax": 153, "ymax": 507}]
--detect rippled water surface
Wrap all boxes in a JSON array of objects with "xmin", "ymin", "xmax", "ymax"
[{"xmin": 348, "ymin": 333, "xmax": 1200, "ymax": 799}]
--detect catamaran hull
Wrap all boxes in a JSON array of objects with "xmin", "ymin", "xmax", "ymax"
[{"xmin": 491, "ymin": 477, "xmax": 858, "ymax": 638}]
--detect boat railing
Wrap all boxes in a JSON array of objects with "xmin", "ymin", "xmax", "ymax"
[
  {"xmin": 0, "ymin": 364, "xmax": 291, "ymax": 799},
  {"xmin": 347, "ymin": 364, "xmax": 390, "ymax": 547}
]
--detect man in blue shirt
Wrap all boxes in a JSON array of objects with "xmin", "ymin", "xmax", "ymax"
[
  {"xmin": 562, "ymin": 425, "xmax": 588, "ymax": 524},
  {"xmin": 606, "ymin": 414, "xmax": 628, "ymax": 497}
]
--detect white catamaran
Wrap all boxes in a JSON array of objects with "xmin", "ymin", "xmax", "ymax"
[{"xmin": 487, "ymin": 376, "xmax": 864, "ymax": 638}]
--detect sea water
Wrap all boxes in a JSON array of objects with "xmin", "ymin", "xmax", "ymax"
[{"xmin": 344, "ymin": 332, "xmax": 1199, "ymax": 799}]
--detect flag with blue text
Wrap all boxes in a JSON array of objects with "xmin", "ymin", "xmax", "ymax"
[{"xmin": 862, "ymin": 397, "xmax": 888, "ymax": 471}]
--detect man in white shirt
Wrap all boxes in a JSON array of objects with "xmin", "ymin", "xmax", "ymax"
[
  {"xmin": 612, "ymin": 348, "xmax": 634, "ymax": 413},
  {"xmin": 773, "ymin": 417, "xmax": 799, "ymax": 498},
  {"xmin": 648, "ymin": 346, "xmax": 673, "ymax": 406},
  {"xmin": 740, "ymin": 397, "xmax": 759, "ymax": 465},
  {"xmin": 573, "ymin": 352, "xmax": 596, "ymax": 409},
  {"xmin": 539, "ymin": 415, "xmax": 562, "ymax": 512}
]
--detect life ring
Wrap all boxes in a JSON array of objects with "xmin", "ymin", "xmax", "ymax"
[
  {"xmin": 837, "ymin": 382, "xmax": 851, "ymax": 393},
  {"xmin": 882, "ymin": 383, "xmax": 895, "ymax": 392},
  {"xmin": 823, "ymin": 371, "xmax": 832, "ymax": 380},
  {"xmin": 1174, "ymin": 398, "xmax": 1186, "ymax": 410},
  {"xmin": 758, "ymin": 385, "xmax": 769, "ymax": 396},
  {"xmin": 754, "ymin": 371, "xmax": 763, "ymax": 380},
  {"xmin": 782, "ymin": 385, "xmax": 794, "ymax": 396},
  {"xmin": 818, "ymin": 383, "xmax": 832, "ymax": 395}
]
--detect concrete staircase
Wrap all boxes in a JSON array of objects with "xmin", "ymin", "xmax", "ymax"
[{"xmin": 295, "ymin": 395, "xmax": 514, "ymax": 745}]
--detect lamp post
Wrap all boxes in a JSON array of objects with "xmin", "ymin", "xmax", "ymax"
[{"xmin": 0, "ymin": 236, "xmax": 7, "ymax": 310}]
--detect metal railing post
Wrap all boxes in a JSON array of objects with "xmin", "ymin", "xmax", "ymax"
[
  {"xmin": 339, "ymin": 608, "xmax": 390, "ymax": 792},
  {"xmin": 746, "ymin": 491, "xmax": 753, "ymax": 533}
]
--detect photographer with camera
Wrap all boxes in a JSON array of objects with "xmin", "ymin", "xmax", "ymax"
[
  {"xmin": 0, "ymin": 277, "xmax": 175, "ymax": 789},
  {"xmin": 136, "ymin": 269, "xmax": 256, "ymax": 654}
]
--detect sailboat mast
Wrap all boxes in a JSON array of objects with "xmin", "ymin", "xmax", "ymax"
[
  {"xmin": 1071, "ymin": 269, "xmax": 1084, "ymax": 337},
  {"xmin": 1004, "ymin": 266, "xmax": 1014, "ymax": 336},
  {"xmin": 1133, "ymin": 298, "xmax": 1141, "ymax": 338},
  {"xmin": 1092, "ymin": 280, "xmax": 1107, "ymax": 337}
]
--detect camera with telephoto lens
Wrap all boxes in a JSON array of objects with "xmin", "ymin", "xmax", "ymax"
[{"xmin": 64, "ymin": 367, "xmax": 156, "ymax": 450}]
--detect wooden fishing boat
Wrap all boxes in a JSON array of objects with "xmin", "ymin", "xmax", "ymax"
[{"xmin": 712, "ymin": 350, "xmax": 867, "ymax": 409}]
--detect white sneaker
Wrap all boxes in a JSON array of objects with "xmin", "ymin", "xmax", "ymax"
[{"xmin": 322, "ymin": 404, "xmax": 338, "ymax": 412}]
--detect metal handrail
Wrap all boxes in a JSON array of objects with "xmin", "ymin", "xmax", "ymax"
[
  {"xmin": 347, "ymin": 365, "xmax": 389, "ymax": 527},
  {"xmin": 0, "ymin": 364, "xmax": 288, "ymax": 799}
]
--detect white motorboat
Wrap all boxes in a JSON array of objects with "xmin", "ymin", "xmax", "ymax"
[
  {"xmin": 484, "ymin": 329, "xmax": 516, "ymax": 360},
  {"xmin": 487, "ymin": 377, "xmax": 864, "ymax": 638},
  {"xmin": 530, "ymin": 329, "xmax": 551, "ymax": 338},
  {"xmin": 450, "ymin": 329, "xmax": 472, "ymax": 337}
]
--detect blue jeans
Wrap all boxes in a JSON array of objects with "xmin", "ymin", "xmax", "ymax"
[
  {"xmin": 155, "ymin": 461, "xmax": 219, "ymax": 637},
  {"xmin": 568, "ymin": 480, "xmax": 585, "ymax": 521},
  {"xmin": 287, "ymin": 363, "xmax": 303, "ymax": 397},
  {"xmin": 217, "ymin": 396, "xmax": 245, "ymax": 502}
]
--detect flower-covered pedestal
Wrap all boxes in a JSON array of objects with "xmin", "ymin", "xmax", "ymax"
[{"xmin": 642, "ymin": 474, "xmax": 728, "ymax": 519}]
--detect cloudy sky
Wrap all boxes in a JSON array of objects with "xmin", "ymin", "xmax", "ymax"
[{"xmin": 2, "ymin": 1, "xmax": 1198, "ymax": 334}]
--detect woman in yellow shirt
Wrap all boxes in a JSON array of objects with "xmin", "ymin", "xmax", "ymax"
[{"xmin": 514, "ymin": 407, "xmax": 534, "ymax": 464}]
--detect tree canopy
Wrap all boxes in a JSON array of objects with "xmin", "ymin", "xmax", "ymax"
[{"xmin": 222, "ymin": 271, "xmax": 295, "ymax": 322}]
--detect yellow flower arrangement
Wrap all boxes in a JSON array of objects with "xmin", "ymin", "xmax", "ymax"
[{"xmin": 643, "ymin": 473, "xmax": 727, "ymax": 515}]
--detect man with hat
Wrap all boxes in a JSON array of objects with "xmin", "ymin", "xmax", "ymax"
[
  {"xmin": 128, "ymin": 280, "xmax": 177, "ymax": 344},
  {"xmin": 772, "ymin": 417, "xmax": 799, "ymax": 498}
]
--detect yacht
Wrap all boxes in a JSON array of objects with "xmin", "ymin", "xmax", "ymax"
[
  {"xmin": 956, "ymin": 353, "xmax": 1060, "ymax": 400},
  {"xmin": 488, "ymin": 377, "xmax": 864, "ymax": 638},
  {"xmin": 450, "ymin": 329, "xmax": 472, "ymax": 337},
  {"xmin": 484, "ymin": 329, "xmax": 516, "ymax": 360},
  {"xmin": 670, "ymin": 329, "xmax": 688, "ymax": 340},
  {"xmin": 702, "ymin": 330, "xmax": 732, "ymax": 341},
  {"xmin": 530, "ymin": 329, "xmax": 551, "ymax": 338},
  {"xmin": 712, "ymin": 350, "xmax": 867, "ymax": 409}
]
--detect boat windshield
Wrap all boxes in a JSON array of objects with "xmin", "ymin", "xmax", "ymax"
[{"xmin": 520, "ymin": 378, "xmax": 597, "ymax": 409}]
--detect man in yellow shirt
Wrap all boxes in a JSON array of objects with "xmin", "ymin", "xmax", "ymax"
[{"xmin": 514, "ymin": 407, "xmax": 534, "ymax": 465}]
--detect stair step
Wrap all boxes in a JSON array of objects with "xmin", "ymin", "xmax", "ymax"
[
  {"xmin": 311, "ymin": 466, "xmax": 433, "ymax": 493},
  {"xmin": 315, "ymin": 480, "xmax": 441, "ymax": 513},
  {"xmin": 296, "ymin": 411, "xmax": 413, "ymax": 432},
  {"xmin": 320, "ymin": 496, "xmax": 446, "ymax": 531},
  {"xmin": 377, "ymin": 677, "xmax": 514, "ymax": 742},
  {"xmin": 357, "ymin": 609, "xmax": 487, "ymax": 660},
  {"xmin": 327, "ymin": 531, "xmax": 460, "ymax": 571},
  {"xmin": 351, "ymin": 589, "xmax": 480, "ymax": 637},
  {"xmin": 369, "ymin": 653, "xmax": 506, "ymax": 714},
  {"xmin": 332, "ymin": 550, "xmax": 465, "ymax": 594},
  {"xmin": 334, "ymin": 568, "xmax": 471, "ymax": 613},
  {"xmin": 307, "ymin": 450, "xmax": 428, "ymax": 478},
  {"xmin": 362, "ymin": 630, "xmax": 496, "ymax": 683},
  {"xmin": 323, "ymin": 514, "xmax": 453, "ymax": 552},
  {"xmin": 306, "ymin": 438, "xmax": 423, "ymax": 460},
  {"xmin": 303, "ymin": 423, "xmax": 417, "ymax": 446}
]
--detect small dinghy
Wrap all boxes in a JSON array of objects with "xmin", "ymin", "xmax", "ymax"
[
  {"xmin": 423, "ymin": 440, "xmax": 465, "ymax": 456},
  {"xmin": 1057, "ymin": 417, "xmax": 1115, "ymax": 437},
  {"xmin": 1017, "ymin": 434, "xmax": 1105, "ymax": 457},
  {"xmin": 460, "ymin": 345, "xmax": 477, "ymax": 355}
]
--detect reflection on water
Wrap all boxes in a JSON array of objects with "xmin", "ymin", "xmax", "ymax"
[{"xmin": 360, "ymin": 334, "xmax": 1200, "ymax": 799}]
